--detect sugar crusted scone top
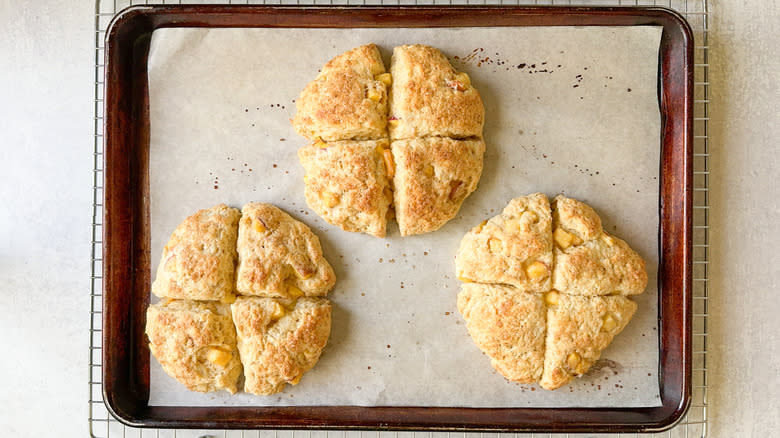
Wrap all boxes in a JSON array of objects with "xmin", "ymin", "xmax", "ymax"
[
  {"xmin": 151, "ymin": 204, "xmax": 240, "ymax": 302},
  {"xmin": 231, "ymin": 296, "xmax": 332, "ymax": 395},
  {"xmin": 540, "ymin": 294, "xmax": 638, "ymax": 390},
  {"xmin": 293, "ymin": 43, "xmax": 485, "ymax": 142},
  {"xmin": 298, "ymin": 139, "xmax": 392, "ymax": 238},
  {"xmin": 455, "ymin": 193, "xmax": 554, "ymax": 293},
  {"xmin": 551, "ymin": 195, "xmax": 648, "ymax": 296},
  {"xmin": 236, "ymin": 202, "xmax": 336, "ymax": 299},
  {"xmin": 457, "ymin": 283, "xmax": 547, "ymax": 384},
  {"xmin": 389, "ymin": 44, "xmax": 485, "ymax": 140},
  {"xmin": 292, "ymin": 44, "xmax": 388, "ymax": 142},
  {"xmin": 391, "ymin": 137, "xmax": 485, "ymax": 236},
  {"xmin": 145, "ymin": 300, "xmax": 242, "ymax": 394}
]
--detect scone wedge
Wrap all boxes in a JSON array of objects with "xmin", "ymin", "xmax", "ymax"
[
  {"xmin": 145, "ymin": 300, "xmax": 242, "ymax": 394},
  {"xmin": 455, "ymin": 193, "xmax": 553, "ymax": 293},
  {"xmin": 457, "ymin": 283, "xmax": 546, "ymax": 383},
  {"xmin": 540, "ymin": 294, "xmax": 638, "ymax": 390},
  {"xmin": 391, "ymin": 137, "xmax": 485, "ymax": 236},
  {"xmin": 551, "ymin": 195, "xmax": 648, "ymax": 296},
  {"xmin": 292, "ymin": 43, "xmax": 389, "ymax": 142},
  {"xmin": 236, "ymin": 203, "xmax": 336, "ymax": 299},
  {"xmin": 151, "ymin": 204, "xmax": 240, "ymax": 302},
  {"xmin": 231, "ymin": 296, "xmax": 332, "ymax": 395},
  {"xmin": 389, "ymin": 44, "xmax": 484, "ymax": 140},
  {"xmin": 298, "ymin": 139, "xmax": 392, "ymax": 237}
]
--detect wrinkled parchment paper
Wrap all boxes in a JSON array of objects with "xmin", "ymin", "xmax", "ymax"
[{"xmin": 147, "ymin": 26, "xmax": 662, "ymax": 408}]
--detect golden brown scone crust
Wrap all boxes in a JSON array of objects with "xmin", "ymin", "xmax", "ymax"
[
  {"xmin": 236, "ymin": 203, "xmax": 336, "ymax": 298},
  {"xmin": 389, "ymin": 44, "xmax": 484, "ymax": 140},
  {"xmin": 293, "ymin": 43, "xmax": 487, "ymax": 237},
  {"xmin": 145, "ymin": 300, "xmax": 242, "ymax": 394},
  {"xmin": 455, "ymin": 193, "xmax": 553, "ymax": 292},
  {"xmin": 292, "ymin": 44, "xmax": 388, "ymax": 141},
  {"xmin": 456, "ymin": 194, "xmax": 648, "ymax": 389},
  {"xmin": 551, "ymin": 195, "xmax": 648, "ymax": 296},
  {"xmin": 457, "ymin": 283, "xmax": 546, "ymax": 383},
  {"xmin": 298, "ymin": 139, "xmax": 391, "ymax": 237},
  {"xmin": 231, "ymin": 296, "xmax": 332, "ymax": 395},
  {"xmin": 540, "ymin": 295, "xmax": 637, "ymax": 390},
  {"xmin": 391, "ymin": 137, "xmax": 485, "ymax": 236},
  {"xmin": 152, "ymin": 204, "xmax": 240, "ymax": 302}
]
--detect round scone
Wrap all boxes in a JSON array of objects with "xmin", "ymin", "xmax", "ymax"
[
  {"xmin": 231, "ymin": 296, "xmax": 332, "ymax": 395},
  {"xmin": 292, "ymin": 43, "xmax": 389, "ymax": 142},
  {"xmin": 151, "ymin": 204, "xmax": 240, "ymax": 302},
  {"xmin": 293, "ymin": 43, "xmax": 486, "ymax": 237},
  {"xmin": 145, "ymin": 300, "xmax": 242, "ymax": 394},
  {"xmin": 455, "ymin": 193, "xmax": 647, "ymax": 389},
  {"xmin": 236, "ymin": 203, "xmax": 336, "ymax": 299}
]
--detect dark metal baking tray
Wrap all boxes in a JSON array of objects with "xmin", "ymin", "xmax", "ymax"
[{"xmin": 102, "ymin": 5, "xmax": 692, "ymax": 432}]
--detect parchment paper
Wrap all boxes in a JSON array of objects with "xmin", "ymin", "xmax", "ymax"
[{"xmin": 147, "ymin": 26, "xmax": 662, "ymax": 408}]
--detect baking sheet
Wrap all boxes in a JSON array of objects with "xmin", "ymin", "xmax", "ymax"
[{"xmin": 147, "ymin": 26, "xmax": 662, "ymax": 408}]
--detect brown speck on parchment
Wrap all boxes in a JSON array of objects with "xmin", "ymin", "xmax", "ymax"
[{"xmin": 588, "ymin": 358, "xmax": 623, "ymax": 375}]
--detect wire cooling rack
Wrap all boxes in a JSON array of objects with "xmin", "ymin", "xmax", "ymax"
[{"xmin": 89, "ymin": 0, "xmax": 710, "ymax": 436}]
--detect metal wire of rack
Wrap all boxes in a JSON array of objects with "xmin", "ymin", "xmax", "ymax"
[{"xmin": 89, "ymin": 0, "xmax": 709, "ymax": 436}]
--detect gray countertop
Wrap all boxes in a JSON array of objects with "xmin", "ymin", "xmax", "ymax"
[{"xmin": 0, "ymin": 1, "xmax": 777, "ymax": 436}]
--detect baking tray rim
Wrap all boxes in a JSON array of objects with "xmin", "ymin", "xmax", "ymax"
[{"xmin": 101, "ymin": 4, "xmax": 693, "ymax": 433}]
